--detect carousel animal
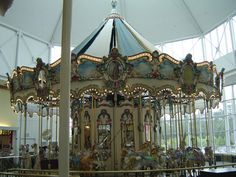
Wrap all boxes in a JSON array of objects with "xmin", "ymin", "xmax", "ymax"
[
  {"xmin": 185, "ymin": 147, "xmax": 205, "ymax": 166},
  {"xmin": 71, "ymin": 149, "xmax": 106, "ymax": 172},
  {"xmin": 166, "ymin": 148, "xmax": 184, "ymax": 169},
  {"xmin": 121, "ymin": 147, "xmax": 159, "ymax": 170},
  {"xmin": 76, "ymin": 151, "xmax": 94, "ymax": 171},
  {"xmin": 185, "ymin": 147, "xmax": 205, "ymax": 177},
  {"xmin": 204, "ymin": 146, "xmax": 214, "ymax": 166},
  {"xmin": 150, "ymin": 145, "xmax": 166, "ymax": 168},
  {"xmin": 91, "ymin": 150, "xmax": 106, "ymax": 171}
]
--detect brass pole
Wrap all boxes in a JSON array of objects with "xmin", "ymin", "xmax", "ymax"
[
  {"xmin": 19, "ymin": 103, "xmax": 23, "ymax": 146},
  {"xmin": 41, "ymin": 106, "xmax": 43, "ymax": 147},
  {"xmin": 163, "ymin": 103, "xmax": 167, "ymax": 151},
  {"xmin": 192, "ymin": 96, "xmax": 198, "ymax": 147},
  {"xmin": 138, "ymin": 92, "xmax": 143, "ymax": 145},
  {"xmin": 188, "ymin": 98, "xmax": 194, "ymax": 147},
  {"xmin": 174, "ymin": 103, "xmax": 179, "ymax": 148},
  {"xmin": 38, "ymin": 105, "xmax": 41, "ymax": 147},
  {"xmin": 204, "ymin": 99, "xmax": 209, "ymax": 146},
  {"xmin": 177, "ymin": 100, "xmax": 182, "ymax": 147},
  {"xmin": 132, "ymin": 96, "xmax": 137, "ymax": 149},
  {"xmin": 56, "ymin": 107, "xmax": 58, "ymax": 144},
  {"xmin": 23, "ymin": 103, "xmax": 27, "ymax": 145},
  {"xmin": 149, "ymin": 95, "xmax": 153, "ymax": 144},
  {"xmin": 170, "ymin": 113, "xmax": 173, "ymax": 149}
]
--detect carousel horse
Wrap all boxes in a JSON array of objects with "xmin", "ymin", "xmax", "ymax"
[
  {"xmin": 185, "ymin": 147, "xmax": 205, "ymax": 177},
  {"xmin": 77, "ymin": 151, "xmax": 93, "ymax": 171},
  {"xmin": 166, "ymin": 148, "xmax": 184, "ymax": 169},
  {"xmin": 204, "ymin": 146, "xmax": 214, "ymax": 166},
  {"xmin": 71, "ymin": 149, "xmax": 106, "ymax": 172},
  {"xmin": 91, "ymin": 150, "xmax": 106, "ymax": 171},
  {"xmin": 150, "ymin": 145, "xmax": 167, "ymax": 168},
  {"xmin": 121, "ymin": 148, "xmax": 159, "ymax": 170},
  {"xmin": 19, "ymin": 144, "xmax": 32, "ymax": 169}
]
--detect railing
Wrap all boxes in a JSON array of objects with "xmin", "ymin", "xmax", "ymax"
[
  {"xmin": 0, "ymin": 156, "xmax": 20, "ymax": 172},
  {"xmin": 0, "ymin": 163, "xmax": 235, "ymax": 177}
]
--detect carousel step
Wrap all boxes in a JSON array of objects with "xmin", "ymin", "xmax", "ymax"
[{"xmin": 200, "ymin": 167, "xmax": 236, "ymax": 177}]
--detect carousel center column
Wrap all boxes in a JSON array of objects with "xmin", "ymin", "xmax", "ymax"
[{"xmin": 59, "ymin": 0, "xmax": 72, "ymax": 177}]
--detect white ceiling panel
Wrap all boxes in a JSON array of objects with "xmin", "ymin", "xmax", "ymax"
[
  {"xmin": 0, "ymin": 0, "xmax": 235, "ymax": 46},
  {"xmin": 0, "ymin": 0, "xmax": 235, "ymax": 80},
  {"xmin": 185, "ymin": 0, "xmax": 236, "ymax": 33}
]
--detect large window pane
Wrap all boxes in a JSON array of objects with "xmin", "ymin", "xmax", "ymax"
[
  {"xmin": 205, "ymin": 33, "xmax": 213, "ymax": 61},
  {"xmin": 232, "ymin": 16, "xmax": 236, "ymax": 49},
  {"xmin": 224, "ymin": 86, "xmax": 233, "ymax": 100},
  {"xmin": 225, "ymin": 22, "xmax": 232, "ymax": 53}
]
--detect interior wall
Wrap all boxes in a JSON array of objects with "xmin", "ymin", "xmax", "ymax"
[{"xmin": 0, "ymin": 88, "xmax": 17, "ymax": 127}]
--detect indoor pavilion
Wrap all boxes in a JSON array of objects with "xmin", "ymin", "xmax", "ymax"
[{"xmin": 0, "ymin": 0, "xmax": 236, "ymax": 177}]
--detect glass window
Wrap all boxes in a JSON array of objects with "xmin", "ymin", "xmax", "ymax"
[
  {"xmin": 225, "ymin": 22, "xmax": 232, "ymax": 53},
  {"xmin": 144, "ymin": 110, "xmax": 152, "ymax": 142},
  {"xmin": 229, "ymin": 115, "xmax": 235, "ymax": 146},
  {"xmin": 50, "ymin": 46, "xmax": 75, "ymax": 63},
  {"xmin": 224, "ymin": 86, "xmax": 233, "ymax": 100},
  {"xmin": 97, "ymin": 109, "xmax": 111, "ymax": 150},
  {"xmin": 192, "ymin": 38, "xmax": 203, "ymax": 62},
  {"xmin": 232, "ymin": 16, "xmax": 236, "ymax": 49},
  {"xmin": 121, "ymin": 109, "xmax": 135, "ymax": 148},
  {"xmin": 205, "ymin": 34, "xmax": 213, "ymax": 61},
  {"xmin": 217, "ymin": 24, "xmax": 227, "ymax": 56},
  {"xmin": 51, "ymin": 46, "xmax": 61, "ymax": 63},
  {"xmin": 233, "ymin": 85, "xmax": 236, "ymax": 99}
]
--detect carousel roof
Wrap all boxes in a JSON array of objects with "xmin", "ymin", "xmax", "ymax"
[
  {"xmin": 5, "ymin": 1, "xmax": 225, "ymax": 109},
  {"xmin": 72, "ymin": 2, "xmax": 157, "ymax": 57}
]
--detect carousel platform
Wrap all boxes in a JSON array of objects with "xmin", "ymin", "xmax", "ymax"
[{"xmin": 200, "ymin": 168, "xmax": 236, "ymax": 177}]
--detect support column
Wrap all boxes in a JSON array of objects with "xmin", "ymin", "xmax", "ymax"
[
  {"xmin": 228, "ymin": 18, "xmax": 236, "ymax": 66},
  {"xmin": 23, "ymin": 103, "xmax": 27, "ymax": 145},
  {"xmin": 138, "ymin": 92, "xmax": 143, "ymax": 146},
  {"xmin": 113, "ymin": 92, "xmax": 118, "ymax": 170},
  {"xmin": 201, "ymin": 36, "xmax": 206, "ymax": 61},
  {"xmin": 59, "ymin": 0, "xmax": 72, "ymax": 176},
  {"xmin": 19, "ymin": 106, "xmax": 23, "ymax": 146},
  {"xmin": 153, "ymin": 106, "xmax": 158, "ymax": 145},
  {"xmin": 231, "ymin": 86, "xmax": 236, "ymax": 147}
]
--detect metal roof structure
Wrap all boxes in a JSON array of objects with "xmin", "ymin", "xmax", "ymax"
[{"xmin": 0, "ymin": 0, "xmax": 235, "ymax": 80}]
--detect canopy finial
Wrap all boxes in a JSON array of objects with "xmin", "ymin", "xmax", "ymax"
[
  {"xmin": 111, "ymin": 0, "xmax": 117, "ymax": 9},
  {"xmin": 111, "ymin": 0, "xmax": 118, "ymax": 14}
]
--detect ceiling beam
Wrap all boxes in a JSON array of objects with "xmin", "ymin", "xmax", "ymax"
[
  {"xmin": 0, "ymin": 48, "xmax": 12, "ymax": 72},
  {"xmin": 50, "ymin": 10, "xmax": 63, "ymax": 45},
  {"xmin": 182, "ymin": 0, "xmax": 203, "ymax": 34}
]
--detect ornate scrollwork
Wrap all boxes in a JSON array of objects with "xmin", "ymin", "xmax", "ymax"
[
  {"xmin": 174, "ymin": 53, "xmax": 201, "ymax": 95},
  {"xmin": 33, "ymin": 58, "xmax": 51, "ymax": 99},
  {"xmin": 97, "ymin": 48, "xmax": 133, "ymax": 91},
  {"xmin": 149, "ymin": 51, "xmax": 163, "ymax": 78}
]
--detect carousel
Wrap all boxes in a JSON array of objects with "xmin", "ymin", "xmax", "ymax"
[{"xmin": 6, "ymin": 0, "xmax": 224, "ymax": 174}]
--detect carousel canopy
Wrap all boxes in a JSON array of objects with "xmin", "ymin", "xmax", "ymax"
[
  {"xmin": 72, "ymin": 2, "xmax": 157, "ymax": 57},
  {"xmin": 6, "ymin": 0, "xmax": 224, "ymax": 113}
]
